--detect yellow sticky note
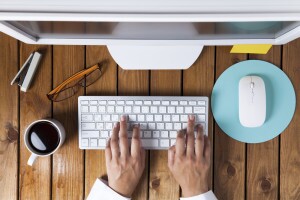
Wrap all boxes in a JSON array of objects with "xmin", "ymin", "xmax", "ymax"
[{"xmin": 230, "ymin": 44, "xmax": 272, "ymax": 54}]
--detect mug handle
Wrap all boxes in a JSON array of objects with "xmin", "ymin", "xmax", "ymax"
[{"xmin": 27, "ymin": 153, "xmax": 38, "ymax": 166}]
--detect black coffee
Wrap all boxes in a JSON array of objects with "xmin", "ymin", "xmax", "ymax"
[{"xmin": 28, "ymin": 122, "xmax": 60, "ymax": 154}]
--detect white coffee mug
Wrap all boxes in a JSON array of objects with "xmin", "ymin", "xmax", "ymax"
[{"xmin": 24, "ymin": 119, "xmax": 65, "ymax": 166}]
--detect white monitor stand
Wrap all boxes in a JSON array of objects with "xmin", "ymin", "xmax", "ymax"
[{"xmin": 107, "ymin": 45, "xmax": 203, "ymax": 70}]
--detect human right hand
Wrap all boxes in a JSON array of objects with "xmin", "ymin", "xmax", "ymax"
[{"xmin": 168, "ymin": 115, "xmax": 211, "ymax": 198}]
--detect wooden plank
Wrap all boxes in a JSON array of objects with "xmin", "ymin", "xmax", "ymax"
[
  {"xmin": 149, "ymin": 70, "xmax": 181, "ymax": 200},
  {"xmin": 183, "ymin": 46, "xmax": 215, "ymax": 188},
  {"xmin": 247, "ymin": 46, "xmax": 281, "ymax": 200},
  {"xmin": 52, "ymin": 45, "xmax": 85, "ymax": 199},
  {"xmin": 19, "ymin": 43, "xmax": 52, "ymax": 199},
  {"xmin": 118, "ymin": 67, "xmax": 149, "ymax": 200},
  {"xmin": 281, "ymin": 39, "xmax": 300, "ymax": 199},
  {"xmin": 84, "ymin": 46, "xmax": 117, "ymax": 198},
  {"xmin": 214, "ymin": 46, "xmax": 247, "ymax": 200},
  {"xmin": 0, "ymin": 33, "xmax": 18, "ymax": 200}
]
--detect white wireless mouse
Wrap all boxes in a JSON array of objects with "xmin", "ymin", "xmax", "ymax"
[{"xmin": 239, "ymin": 76, "xmax": 266, "ymax": 127}]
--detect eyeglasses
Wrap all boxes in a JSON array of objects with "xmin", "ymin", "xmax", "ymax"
[{"xmin": 47, "ymin": 62, "xmax": 103, "ymax": 102}]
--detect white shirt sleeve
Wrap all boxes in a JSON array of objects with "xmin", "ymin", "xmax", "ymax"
[
  {"xmin": 180, "ymin": 190, "xmax": 218, "ymax": 200},
  {"xmin": 86, "ymin": 178, "xmax": 131, "ymax": 200}
]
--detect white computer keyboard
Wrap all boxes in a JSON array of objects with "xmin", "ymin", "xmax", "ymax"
[{"xmin": 78, "ymin": 96, "xmax": 209, "ymax": 150}]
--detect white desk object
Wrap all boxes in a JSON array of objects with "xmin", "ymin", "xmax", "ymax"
[{"xmin": 1, "ymin": 0, "xmax": 300, "ymax": 69}]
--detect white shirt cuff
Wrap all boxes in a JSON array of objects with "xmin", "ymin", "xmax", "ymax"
[
  {"xmin": 180, "ymin": 190, "xmax": 218, "ymax": 200},
  {"xmin": 86, "ymin": 178, "xmax": 131, "ymax": 200}
]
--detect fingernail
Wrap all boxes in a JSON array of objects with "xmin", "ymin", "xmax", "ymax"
[
  {"xmin": 114, "ymin": 122, "xmax": 119, "ymax": 128},
  {"xmin": 121, "ymin": 115, "xmax": 126, "ymax": 121},
  {"xmin": 189, "ymin": 115, "xmax": 195, "ymax": 121},
  {"xmin": 106, "ymin": 138, "xmax": 111, "ymax": 147}
]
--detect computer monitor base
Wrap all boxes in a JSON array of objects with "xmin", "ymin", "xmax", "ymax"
[{"xmin": 107, "ymin": 45, "xmax": 203, "ymax": 70}]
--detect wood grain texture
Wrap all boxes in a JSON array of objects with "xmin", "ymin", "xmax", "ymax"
[
  {"xmin": 183, "ymin": 46, "xmax": 215, "ymax": 188},
  {"xmin": 149, "ymin": 70, "xmax": 181, "ymax": 200},
  {"xmin": 0, "ymin": 33, "xmax": 18, "ymax": 200},
  {"xmin": 118, "ymin": 67, "xmax": 149, "ymax": 200},
  {"xmin": 84, "ymin": 46, "xmax": 117, "ymax": 198},
  {"xmin": 52, "ymin": 45, "xmax": 85, "ymax": 200},
  {"xmin": 214, "ymin": 46, "xmax": 247, "ymax": 200},
  {"xmin": 19, "ymin": 43, "xmax": 52, "ymax": 200},
  {"xmin": 246, "ymin": 46, "xmax": 281, "ymax": 200},
  {"xmin": 281, "ymin": 39, "xmax": 300, "ymax": 199}
]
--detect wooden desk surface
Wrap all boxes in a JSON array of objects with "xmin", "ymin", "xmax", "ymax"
[{"xmin": 0, "ymin": 32, "xmax": 299, "ymax": 200}]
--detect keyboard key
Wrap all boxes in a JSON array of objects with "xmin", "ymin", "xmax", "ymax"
[
  {"xmin": 189, "ymin": 101, "xmax": 197, "ymax": 105},
  {"xmin": 99, "ymin": 100, "xmax": 106, "ymax": 105},
  {"xmin": 136, "ymin": 101, "xmax": 143, "ymax": 105},
  {"xmin": 185, "ymin": 107, "xmax": 193, "ymax": 113},
  {"xmin": 146, "ymin": 115, "xmax": 154, "ymax": 122},
  {"xmin": 98, "ymin": 106, "xmax": 106, "ymax": 113},
  {"xmin": 157, "ymin": 123, "xmax": 164, "ymax": 130},
  {"xmin": 124, "ymin": 106, "xmax": 132, "ymax": 113},
  {"xmin": 171, "ymin": 101, "xmax": 178, "ymax": 105},
  {"xmin": 159, "ymin": 106, "xmax": 166, "ymax": 113},
  {"xmin": 117, "ymin": 100, "xmax": 125, "ymax": 105},
  {"xmin": 128, "ymin": 115, "xmax": 137, "ymax": 121},
  {"xmin": 107, "ymin": 106, "xmax": 115, "ymax": 113},
  {"xmin": 94, "ymin": 115, "xmax": 101, "ymax": 121},
  {"xmin": 170, "ymin": 139, "xmax": 176, "ymax": 146},
  {"xmin": 96, "ymin": 123, "xmax": 104, "ymax": 130},
  {"xmin": 150, "ymin": 106, "xmax": 158, "ymax": 113},
  {"xmin": 165, "ymin": 123, "xmax": 173, "ymax": 130},
  {"xmin": 81, "ymin": 139, "xmax": 89, "ymax": 147},
  {"xmin": 108, "ymin": 101, "xmax": 115, "ymax": 105},
  {"xmin": 140, "ymin": 123, "xmax": 148, "ymax": 130},
  {"xmin": 170, "ymin": 131, "xmax": 177, "ymax": 138},
  {"xmin": 153, "ymin": 101, "xmax": 160, "ymax": 105},
  {"xmin": 81, "ymin": 100, "xmax": 89, "ymax": 105},
  {"xmin": 112, "ymin": 115, "xmax": 119, "ymax": 121},
  {"xmin": 181, "ymin": 115, "xmax": 188, "ymax": 121},
  {"xmin": 163, "ymin": 115, "xmax": 171, "ymax": 122},
  {"xmin": 116, "ymin": 106, "xmax": 124, "ymax": 113},
  {"xmin": 176, "ymin": 107, "xmax": 184, "ymax": 114},
  {"xmin": 127, "ymin": 100, "xmax": 134, "ymax": 105},
  {"xmin": 197, "ymin": 115, "xmax": 206, "ymax": 122},
  {"xmin": 155, "ymin": 115, "xmax": 163, "ymax": 122},
  {"xmin": 168, "ymin": 106, "xmax": 176, "ymax": 114},
  {"xmin": 90, "ymin": 100, "xmax": 98, "ymax": 105},
  {"xmin": 82, "ymin": 123, "xmax": 95, "ymax": 130},
  {"xmin": 160, "ymin": 139, "xmax": 169, "ymax": 147},
  {"xmin": 138, "ymin": 115, "xmax": 145, "ymax": 121},
  {"xmin": 103, "ymin": 115, "xmax": 111, "ymax": 121},
  {"xmin": 81, "ymin": 106, "xmax": 89, "ymax": 112},
  {"xmin": 144, "ymin": 131, "xmax": 152, "ymax": 138},
  {"xmin": 82, "ymin": 114, "xmax": 93, "ymax": 121},
  {"xmin": 90, "ymin": 106, "xmax": 98, "ymax": 112},
  {"xmin": 144, "ymin": 101, "xmax": 151, "ymax": 105},
  {"xmin": 153, "ymin": 131, "xmax": 160, "ymax": 138},
  {"xmin": 98, "ymin": 139, "xmax": 107, "ymax": 146},
  {"xmin": 148, "ymin": 123, "xmax": 156, "ymax": 130},
  {"xmin": 161, "ymin": 131, "xmax": 168, "ymax": 138},
  {"xmin": 162, "ymin": 101, "xmax": 169, "ymax": 105},
  {"xmin": 101, "ymin": 131, "xmax": 109, "ymax": 138},
  {"xmin": 142, "ymin": 106, "xmax": 149, "ymax": 113},
  {"xmin": 141, "ymin": 139, "xmax": 159, "ymax": 148},
  {"xmin": 90, "ymin": 139, "xmax": 98, "ymax": 147},
  {"xmin": 106, "ymin": 123, "xmax": 113, "ymax": 130},
  {"xmin": 194, "ymin": 107, "xmax": 205, "ymax": 114},
  {"xmin": 133, "ymin": 106, "xmax": 141, "ymax": 113},
  {"xmin": 172, "ymin": 115, "xmax": 180, "ymax": 122},
  {"xmin": 180, "ymin": 101, "xmax": 187, "ymax": 105},
  {"xmin": 198, "ymin": 101, "xmax": 206, "ymax": 105},
  {"xmin": 174, "ymin": 123, "xmax": 181, "ymax": 130},
  {"xmin": 82, "ymin": 131, "xmax": 99, "ymax": 138}
]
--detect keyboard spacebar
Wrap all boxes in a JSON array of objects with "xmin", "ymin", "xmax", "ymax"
[{"xmin": 141, "ymin": 139, "xmax": 159, "ymax": 148}]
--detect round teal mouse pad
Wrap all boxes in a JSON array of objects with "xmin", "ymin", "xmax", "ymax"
[{"xmin": 211, "ymin": 60, "xmax": 296, "ymax": 143}]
